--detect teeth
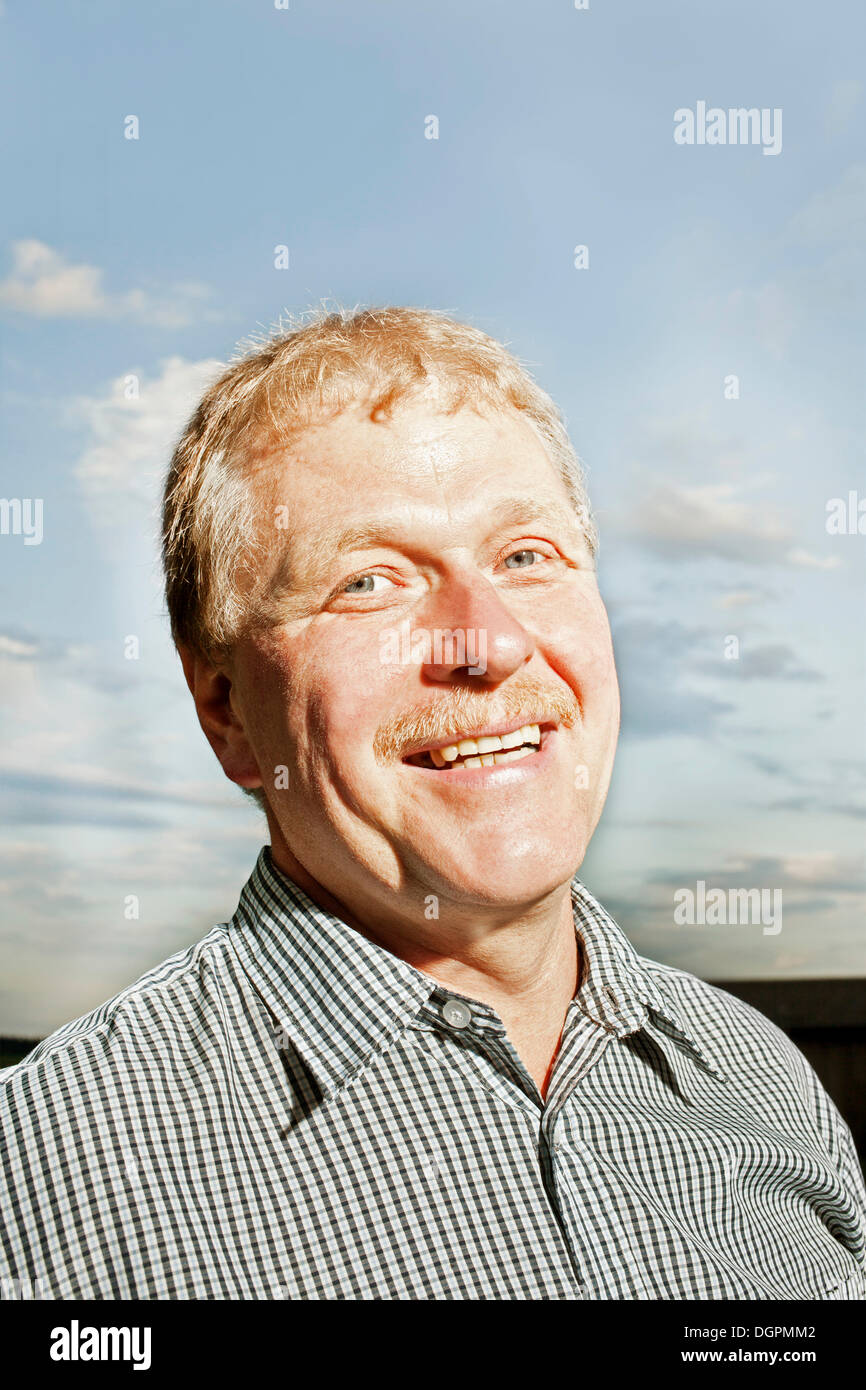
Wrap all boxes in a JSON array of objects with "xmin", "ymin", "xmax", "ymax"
[
  {"xmin": 416, "ymin": 724, "xmax": 544, "ymax": 769},
  {"xmin": 443, "ymin": 724, "xmax": 541, "ymax": 759},
  {"xmin": 493, "ymin": 746, "xmax": 534, "ymax": 765}
]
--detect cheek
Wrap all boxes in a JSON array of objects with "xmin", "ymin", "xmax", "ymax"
[
  {"xmin": 276, "ymin": 635, "xmax": 402, "ymax": 777},
  {"xmin": 541, "ymin": 593, "xmax": 618, "ymax": 709}
]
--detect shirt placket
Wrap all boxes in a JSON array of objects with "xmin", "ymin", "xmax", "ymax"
[{"xmin": 426, "ymin": 989, "xmax": 652, "ymax": 1299}]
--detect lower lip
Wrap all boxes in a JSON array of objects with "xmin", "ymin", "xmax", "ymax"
[{"xmin": 400, "ymin": 727, "xmax": 559, "ymax": 788}]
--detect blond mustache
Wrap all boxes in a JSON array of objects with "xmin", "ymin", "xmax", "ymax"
[{"xmin": 373, "ymin": 676, "xmax": 580, "ymax": 764}]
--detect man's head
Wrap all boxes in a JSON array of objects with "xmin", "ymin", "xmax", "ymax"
[{"xmin": 163, "ymin": 306, "xmax": 619, "ymax": 921}]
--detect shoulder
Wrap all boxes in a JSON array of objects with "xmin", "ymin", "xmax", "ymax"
[
  {"xmin": 642, "ymin": 955, "xmax": 809, "ymax": 1075},
  {"xmin": 639, "ymin": 956, "xmax": 858, "ymax": 1169},
  {"xmin": 0, "ymin": 922, "xmax": 238, "ymax": 1112},
  {"xmin": 0, "ymin": 920, "xmax": 268, "ymax": 1296}
]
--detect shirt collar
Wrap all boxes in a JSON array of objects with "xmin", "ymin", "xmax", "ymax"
[
  {"xmin": 228, "ymin": 848, "xmax": 434, "ymax": 1100},
  {"xmin": 228, "ymin": 847, "xmax": 727, "ymax": 1100},
  {"xmin": 569, "ymin": 877, "xmax": 728, "ymax": 1079}
]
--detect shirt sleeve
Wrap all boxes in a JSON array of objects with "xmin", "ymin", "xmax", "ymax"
[
  {"xmin": 801, "ymin": 1053, "xmax": 866, "ymax": 1214},
  {"xmin": 700, "ymin": 980, "xmax": 866, "ymax": 1279}
]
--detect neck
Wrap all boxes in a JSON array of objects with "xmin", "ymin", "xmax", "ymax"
[{"xmin": 267, "ymin": 837, "xmax": 582, "ymax": 1100}]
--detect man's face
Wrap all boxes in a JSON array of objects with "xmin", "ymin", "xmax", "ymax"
[{"xmin": 224, "ymin": 395, "xmax": 620, "ymax": 916}]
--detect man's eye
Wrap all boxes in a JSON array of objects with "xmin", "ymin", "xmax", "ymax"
[
  {"xmin": 341, "ymin": 573, "xmax": 393, "ymax": 594},
  {"xmin": 503, "ymin": 549, "xmax": 545, "ymax": 569}
]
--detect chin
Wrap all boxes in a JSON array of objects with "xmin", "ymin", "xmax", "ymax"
[{"xmin": 416, "ymin": 833, "xmax": 586, "ymax": 908}]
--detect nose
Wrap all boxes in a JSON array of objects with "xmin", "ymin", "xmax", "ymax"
[{"xmin": 417, "ymin": 572, "xmax": 536, "ymax": 685}]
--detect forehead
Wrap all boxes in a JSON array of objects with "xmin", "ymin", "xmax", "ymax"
[{"xmin": 249, "ymin": 398, "xmax": 572, "ymax": 525}]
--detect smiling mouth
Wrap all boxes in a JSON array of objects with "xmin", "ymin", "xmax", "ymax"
[{"xmin": 403, "ymin": 722, "xmax": 545, "ymax": 770}]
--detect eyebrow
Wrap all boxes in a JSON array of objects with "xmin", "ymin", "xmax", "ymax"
[
  {"xmin": 315, "ymin": 497, "xmax": 582, "ymax": 558},
  {"xmin": 270, "ymin": 495, "xmax": 589, "ymax": 597}
]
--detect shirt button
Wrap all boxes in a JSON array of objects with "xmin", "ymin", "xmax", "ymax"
[{"xmin": 442, "ymin": 999, "xmax": 472, "ymax": 1029}]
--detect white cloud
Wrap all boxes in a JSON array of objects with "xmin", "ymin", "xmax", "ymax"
[
  {"xmin": 0, "ymin": 631, "xmax": 256, "ymax": 825},
  {"xmin": 0, "ymin": 633, "xmax": 39, "ymax": 657},
  {"xmin": 620, "ymin": 478, "xmax": 846, "ymax": 571},
  {"xmin": 789, "ymin": 163, "xmax": 866, "ymax": 247},
  {"xmin": 715, "ymin": 589, "xmax": 767, "ymax": 609},
  {"xmin": 0, "ymin": 240, "xmax": 217, "ymax": 327},
  {"xmin": 71, "ymin": 356, "xmax": 224, "ymax": 526},
  {"xmin": 701, "ymin": 165, "xmax": 866, "ymax": 363},
  {"xmin": 787, "ymin": 549, "xmax": 842, "ymax": 570},
  {"xmin": 624, "ymin": 479, "xmax": 791, "ymax": 563},
  {"xmin": 774, "ymin": 851, "xmax": 865, "ymax": 890}
]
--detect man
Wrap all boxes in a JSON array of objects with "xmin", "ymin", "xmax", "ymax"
[{"xmin": 1, "ymin": 306, "xmax": 864, "ymax": 1300}]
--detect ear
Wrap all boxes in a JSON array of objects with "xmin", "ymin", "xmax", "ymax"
[{"xmin": 178, "ymin": 644, "xmax": 264, "ymax": 790}]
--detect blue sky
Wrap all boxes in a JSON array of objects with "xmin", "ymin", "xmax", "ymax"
[{"xmin": 1, "ymin": 0, "xmax": 864, "ymax": 1035}]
